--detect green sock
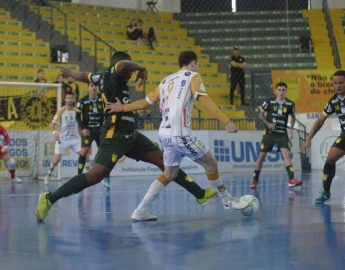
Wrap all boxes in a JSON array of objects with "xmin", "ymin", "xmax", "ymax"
[
  {"xmin": 285, "ymin": 165, "xmax": 295, "ymax": 180},
  {"xmin": 172, "ymin": 169, "xmax": 205, "ymax": 199},
  {"xmin": 48, "ymin": 174, "xmax": 90, "ymax": 204},
  {"xmin": 78, "ymin": 155, "xmax": 86, "ymax": 174},
  {"xmin": 253, "ymin": 170, "xmax": 261, "ymax": 181}
]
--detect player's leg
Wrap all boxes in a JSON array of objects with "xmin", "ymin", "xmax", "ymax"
[
  {"xmin": 250, "ymin": 134, "xmax": 272, "ymax": 189},
  {"xmin": 229, "ymin": 79, "xmax": 237, "ymax": 105},
  {"xmin": 280, "ymin": 147, "xmax": 302, "ymax": 187},
  {"xmin": 36, "ymin": 139, "xmax": 125, "ymax": 221},
  {"xmin": 239, "ymin": 78, "xmax": 246, "ymax": 105},
  {"xmin": 126, "ymin": 132, "xmax": 215, "ymax": 203},
  {"xmin": 131, "ymin": 167, "xmax": 178, "ymax": 221},
  {"xmin": 1, "ymin": 154, "xmax": 22, "ymax": 183},
  {"xmin": 315, "ymin": 144, "xmax": 345, "ymax": 204},
  {"xmin": 194, "ymin": 151, "xmax": 248, "ymax": 210}
]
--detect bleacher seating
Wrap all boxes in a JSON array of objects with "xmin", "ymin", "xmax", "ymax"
[
  {"xmin": 29, "ymin": 1, "xmax": 249, "ymax": 123},
  {"xmin": 0, "ymin": 8, "xmax": 78, "ymax": 82}
]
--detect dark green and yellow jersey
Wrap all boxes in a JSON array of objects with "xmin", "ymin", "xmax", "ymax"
[
  {"xmin": 75, "ymin": 94, "xmax": 103, "ymax": 130},
  {"xmin": 88, "ymin": 66, "xmax": 137, "ymax": 139},
  {"xmin": 261, "ymin": 97, "xmax": 295, "ymax": 134},
  {"xmin": 323, "ymin": 94, "xmax": 345, "ymax": 135}
]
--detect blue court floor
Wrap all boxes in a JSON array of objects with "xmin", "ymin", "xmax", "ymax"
[{"xmin": 1, "ymin": 171, "xmax": 345, "ymax": 270}]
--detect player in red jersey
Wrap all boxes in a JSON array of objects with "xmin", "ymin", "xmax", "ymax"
[{"xmin": 0, "ymin": 124, "xmax": 22, "ymax": 183}]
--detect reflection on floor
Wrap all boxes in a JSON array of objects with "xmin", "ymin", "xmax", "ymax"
[{"xmin": 0, "ymin": 171, "xmax": 345, "ymax": 270}]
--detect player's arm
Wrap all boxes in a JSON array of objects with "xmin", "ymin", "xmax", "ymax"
[
  {"xmin": 51, "ymin": 111, "xmax": 61, "ymax": 141},
  {"xmin": 61, "ymin": 68, "xmax": 89, "ymax": 83},
  {"xmin": 237, "ymin": 61, "xmax": 247, "ymax": 69},
  {"xmin": 192, "ymin": 74, "xmax": 238, "ymax": 132},
  {"xmin": 0, "ymin": 125, "xmax": 10, "ymax": 153},
  {"xmin": 299, "ymin": 112, "xmax": 328, "ymax": 153},
  {"xmin": 115, "ymin": 60, "xmax": 147, "ymax": 87},
  {"xmin": 106, "ymin": 87, "xmax": 160, "ymax": 113}
]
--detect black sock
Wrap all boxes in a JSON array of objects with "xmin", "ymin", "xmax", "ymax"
[
  {"xmin": 285, "ymin": 165, "xmax": 295, "ymax": 180},
  {"xmin": 172, "ymin": 169, "xmax": 205, "ymax": 199},
  {"xmin": 253, "ymin": 170, "xmax": 261, "ymax": 181},
  {"xmin": 323, "ymin": 162, "xmax": 335, "ymax": 193},
  {"xmin": 78, "ymin": 155, "xmax": 86, "ymax": 174},
  {"xmin": 48, "ymin": 174, "xmax": 90, "ymax": 204}
]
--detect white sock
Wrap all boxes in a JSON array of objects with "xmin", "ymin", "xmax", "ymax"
[
  {"xmin": 137, "ymin": 179, "xmax": 165, "ymax": 211},
  {"xmin": 210, "ymin": 177, "xmax": 230, "ymax": 202},
  {"xmin": 48, "ymin": 162, "xmax": 56, "ymax": 176}
]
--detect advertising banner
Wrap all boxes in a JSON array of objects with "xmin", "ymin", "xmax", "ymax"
[{"xmin": 271, "ymin": 70, "xmax": 335, "ymax": 113}]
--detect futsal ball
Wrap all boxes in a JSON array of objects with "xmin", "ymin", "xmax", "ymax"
[{"xmin": 240, "ymin": 195, "xmax": 260, "ymax": 217}]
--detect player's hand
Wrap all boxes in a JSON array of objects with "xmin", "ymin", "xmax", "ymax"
[
  {"xmin": 267, "ymin": 122, "xmax": 276, "ymax": 130},
  {"xmin": 225, "ymin": 121, "xmax": 238, "ymax": 133},
  {"xmin": 60, "ymin": 67, "xmax": 71, "ymax": 78},
  {"xmin": 53, "ymin": 131, "xmax": 60, "ymax": 141},
  {"xmin": 105, "ymin": 98, "xmax": 123, "ymax": 113},
  {"xmin": 81, "ymin": 129, "xmax": 90, "ymax": 137},
  {"xmin": 299, "ymin": 139, "xmax": 311, "ymax": 153},
  {"xmin": 287, "ymin": 129, "xmax": 293, "ymax": 140},
  {"xmin": 2, "ymin": 145, "xmax": 8, "ymax": 153},
  {"xmin": 136, "ymin": 69, "xmax": 148, "ymax": 87}
]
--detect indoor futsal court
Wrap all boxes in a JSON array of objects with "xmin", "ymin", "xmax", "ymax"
[{"xmin": 1, "ymin": 170, "xmax": 345, "ymax": 270}]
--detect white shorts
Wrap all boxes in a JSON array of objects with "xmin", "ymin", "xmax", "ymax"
[
  {"xmin": 159, "ymin": 135, "xmax": 208, "ymax": 167},
  {"xmin": 54, "ymin": 139, "xmax": 81, "ymax": 155}
]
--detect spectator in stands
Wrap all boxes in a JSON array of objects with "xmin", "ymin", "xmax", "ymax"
[
  {"xmin": 65, "ymin": 76, "xmax": 80, "ymax": 101},
  {"xmin": 0, "ymin": 124, "xmax": 22, "ymax": 183},
  {"xmin": 54, "ymin": 73, "xmax": 69, "ymax": 93},
  {"xmin": 229, "ymin": 46, "xmax": 246, "ymax": 105},
  {"xmin": 34, "ymin": 68, "xmax": 47, "ymax": 83},
  {"xmin": 126, "ymin": 19, "xmax": 144, "ymax": 40},
  {"xmin": 250, "ymin": 82, "xmax": 302, "ymax": 190},
  {"xmin": 137, "ymin": 19, "xmax": 157, "ymax": 50}
]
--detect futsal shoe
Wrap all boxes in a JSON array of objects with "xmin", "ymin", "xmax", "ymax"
[
  {"xmin": 288, "ymin": 178, "xmax": 303, "ymax": 187},
  {"xmin": 131, "ymin": 208, "xmax": 157, "ymax": 222},
  {"xmin": 36, "ymin": 192, "xmax": 52, "ymax": 222},
  {"xmin": 11, "ymin": 177, "xmax": 22, "ymax": 183},
  {"xmin": 197, "ymin": 188, "xmax": 217, "ymax": 206},
  {"xmin": 102, "ymin": 177, "xmax": 111, "ymax": 189},
  {"xmin": 315, "ymin": 191, "xmax": 331, "ymax": 204},
  {"xmin": 250, "ymin": 180, "xmax": 258, "ymax": 189},
  {"xmin": 222, "ymin": 195, "xmax": 249, "ymax": 210}
]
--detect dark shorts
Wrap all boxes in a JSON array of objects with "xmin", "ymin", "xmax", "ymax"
[
  {"xmin": 331, "ymin": 134, "xmax": 345, "ymax": 151},
  {"xmin": 94, "ymin": 131, "xmax": 159, "ymax": 169},
  {"xmin": 260, "ymin": 133, "xmax": 291, "ymax": 152},
  {"xmin": 81, "ymin": 129, "xmax": 101, "ymax": 148}
]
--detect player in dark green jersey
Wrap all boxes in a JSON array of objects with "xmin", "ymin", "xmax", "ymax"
[
  {"xmin": 300, "ymin": 70, "xmax": 345, "ymax": 204},
  {"xmin": 250, "ymin": 82, "xmax": 302, "ymax": 189},
  {"xmin": 76, "ymin": 82, "xmax": 111, "ymax": 188},
  {"xmin": 36, "ymin": 51, "xmax": 217, "ymax": 222}
]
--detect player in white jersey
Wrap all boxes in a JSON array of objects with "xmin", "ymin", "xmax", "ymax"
[
  {"xmin": 44, "ymin": 91, "xmax": 82, "ymax": 185},
  {"xmin": 107, "ymin": 51, "xmax": 248, "ymax": 221}
]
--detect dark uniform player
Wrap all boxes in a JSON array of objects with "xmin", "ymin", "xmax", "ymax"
[
  {"xmin": 36, "ymin": 51, "xmax": 217, "ymax": 222},
  {"xmin": 250, "ymin": 82, "xmax": 302, "ymax": 189},
  {"xmin": 229, "ymin": 46, "xmax": 246, "ymax": 105},
  {"xmin": 300, "ymin": 70, "xmax": 345, "ymax": 204}
]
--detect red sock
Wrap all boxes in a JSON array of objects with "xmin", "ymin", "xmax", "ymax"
[{"xmin": 9, "ymin": 170, "xmax": 15, "ymax": 179}]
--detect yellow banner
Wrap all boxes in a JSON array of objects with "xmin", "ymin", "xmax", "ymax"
[
  {"xmin": 271, "ymin": 70, "xmax": 335, "ymax": 113},
  {"xmin": 0, "ymin": 86, "xmax": 57, "ymax": 130}
]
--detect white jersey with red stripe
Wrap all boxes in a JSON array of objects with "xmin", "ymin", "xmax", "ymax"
[{"xmin": 158, "ymin": 70, "xmax": 206, "ymax": 137}]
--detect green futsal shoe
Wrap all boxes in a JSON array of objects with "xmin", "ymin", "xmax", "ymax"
[
  {"xmin": 36, "ymin": 192, "xmax": 52, "ymax": 222},
  {"xmin": 197, "ymin": 188, "xmax": 217, "ymax": 206}
]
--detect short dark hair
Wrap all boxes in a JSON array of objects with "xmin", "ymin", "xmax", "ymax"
[
  {"xmin": 276, "ymin": 82, "xmax": 288, "ymax": 89},
  {"xmin": 64, "ymin": 91, "xmax": 75, "ymax": 97},
  {"xmin": 178, "ymin": 51, "xmax": 198, "ymax": 68},
  {"xmin": 333, "ymin": 70, "xmax": 345, "ymax": 78},
  {"xmin": 110, "ymin": 51, "xmax": 131, "ymax": 65}
]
